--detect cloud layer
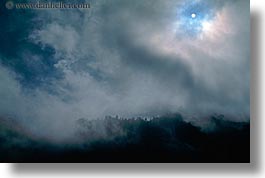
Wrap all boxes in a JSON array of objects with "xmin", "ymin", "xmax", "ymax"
[{"xmin": 0, "ymin": 0, "xmax": 250, "ymax": 141}]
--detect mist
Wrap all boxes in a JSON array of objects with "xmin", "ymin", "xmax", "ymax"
[{"xmin": 0, "ymin": 0, "xmax": 249, "ymax": 141}]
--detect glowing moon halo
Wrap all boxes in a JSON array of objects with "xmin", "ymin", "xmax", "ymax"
[{"xmin": 191, "ymin": 13, "xmax": 196, "ymax": 18}]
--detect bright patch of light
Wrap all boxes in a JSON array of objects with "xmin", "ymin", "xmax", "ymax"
[
  {"xmin": 202, "ymin": 21, "xmax": 212, "ymax": 32},
  {"xmin": 175, "ymin": 1, "xmax": 217, "ymax": 36}
]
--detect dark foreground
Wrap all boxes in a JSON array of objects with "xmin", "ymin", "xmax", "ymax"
[{"xmin": 0, "ymin": 114, "xmax": 250, "ymax": 163}]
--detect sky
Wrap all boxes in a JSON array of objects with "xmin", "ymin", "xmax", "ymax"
[{"xmin": 0, "ymin": 0, "xmax": 250, "ymax": 141}]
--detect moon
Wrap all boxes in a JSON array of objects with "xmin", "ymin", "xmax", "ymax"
[{"xmin": 191, "ymin": 13, "xmax": 196, "ymax": 18}]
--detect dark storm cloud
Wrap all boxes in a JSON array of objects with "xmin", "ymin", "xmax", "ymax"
[{"xmin": 0, "ymin": 0, "xmax": 249, "ymax": 141}]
